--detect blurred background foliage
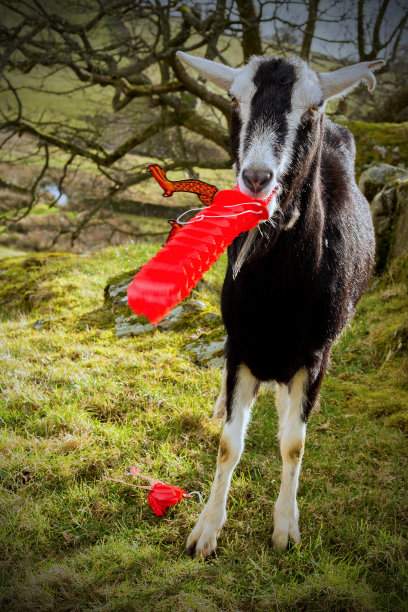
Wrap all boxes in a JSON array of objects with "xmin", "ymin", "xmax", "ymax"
[{"xmin": 0, "ymin": 0, "xmax": 408, "ymax": 250}]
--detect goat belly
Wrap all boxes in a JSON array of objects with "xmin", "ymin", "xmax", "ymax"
[{"xmin": 127, "ymin": 189, "xmax": 270, "ymax": 325}]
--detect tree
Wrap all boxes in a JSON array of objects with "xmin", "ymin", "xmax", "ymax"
[{"xmin": 0, "ymin": 0, "xmax": 406, "ymax": 244}]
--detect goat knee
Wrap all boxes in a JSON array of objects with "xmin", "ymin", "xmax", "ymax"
[{"xmin": 281, "ymin": 439, "xmax": 304, "ymax": 464}]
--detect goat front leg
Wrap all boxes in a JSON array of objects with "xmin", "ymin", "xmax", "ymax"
[
  {"xmin": 187, "ymin": 364, "xmax": 259, "ymax": 558},
  {"xmin": 272, "ymin": 369, "xmax": 307, "ymax": 550}
]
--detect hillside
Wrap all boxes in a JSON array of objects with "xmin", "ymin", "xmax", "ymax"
[{"xmin": 0, "ymin": 244, "xmax": 407, "ymax": 610}]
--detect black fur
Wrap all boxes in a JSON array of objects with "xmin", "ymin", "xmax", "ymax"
[{"xmin": 223, "ymin": 59, "xmax": 375, "ymax": 422}]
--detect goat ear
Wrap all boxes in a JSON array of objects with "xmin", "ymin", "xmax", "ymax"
[
  {"xmin": 176, "ymin": 51, "xmax": 241, "ymax": 90},
  {"xmin": 318, "ymin": 59, "xmax": 385, "ymax": 101}
]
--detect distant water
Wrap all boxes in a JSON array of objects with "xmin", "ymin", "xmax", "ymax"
[{"xmin": 44, "ymin": 183, "xmax": 68, "ymax": 206}]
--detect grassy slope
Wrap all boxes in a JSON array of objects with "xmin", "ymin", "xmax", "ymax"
[{"xmin": 0, "ymin": 245, "xmax": 407, "ymax": 611}]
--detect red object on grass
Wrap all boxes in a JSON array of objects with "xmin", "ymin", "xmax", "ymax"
[
  {"xmin": 129, "ymin": 466, "xmax": 191, "ymax": 516},
  {"xmin": 148, "ymin": 482, "xmax": 191, "ymax": 516},
  {"xmin": 127, "ymin": 185, "xmax": 273, "ymax": 325}
]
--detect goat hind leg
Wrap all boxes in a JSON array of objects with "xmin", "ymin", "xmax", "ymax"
[
  {"xmin": 186, "ymin": 364, "xmax": 258, "ymax": 558},
  {"xmin": 213, "ymin": 367, "xmax": 227, "ymax": 422}
]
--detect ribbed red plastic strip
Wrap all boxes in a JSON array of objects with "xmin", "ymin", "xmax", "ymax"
[{"xmin": 127, "ymin": 187, "xmax": 272, "ymax": 325}]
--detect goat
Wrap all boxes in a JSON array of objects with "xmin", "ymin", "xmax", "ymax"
[{"xmin": 176, "ymin": 51, "xmax": 383, "ymax": 557}]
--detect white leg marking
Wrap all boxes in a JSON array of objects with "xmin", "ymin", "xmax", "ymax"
[
  {"xmin": 272, "ymin": 369, "xmax": 307, "ymax": 550},
  {"xmin": 213, "ymin": 367, "xmax": 227, "ymax": 422},
  {"xmin": 187, "ymin": 364, "xmax": 258, "ymax": 557},
  {"xmin": 276, "ymin": 383, "xmax": 289, "ymax": 427}
]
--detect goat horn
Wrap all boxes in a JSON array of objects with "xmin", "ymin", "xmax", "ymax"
[
  {"xmin": 176, "ymin": 51, "xmax": 241, "ymax": 90},
  {"xmin": 318, "ymin": 59, "xmax": 385, "ymax": 101}
]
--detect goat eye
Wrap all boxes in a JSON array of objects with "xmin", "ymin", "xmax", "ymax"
[
  {"xmin": 301, "ymin": 106, "xmax": 319, "ymax": 123},
  {"xmin": 229, "ymin": 95, "xmax": 239, "ymax": 108}
]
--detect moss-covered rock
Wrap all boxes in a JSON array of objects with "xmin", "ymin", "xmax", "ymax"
[
  {"xmin": 104, "ymin": 269, "xmax": 224, "ymax": 357},
  {"xmin": 359, "ymin": 163, "xmax": 407, "ymax": 202},
  {"xmin": 183, "ymin": 328, "xmax": 226, "ymax": 368},
  {"xmin": 341, "ymin": 121, "xmax": 408, "ymax": 177},
  {"xmin": 385, "ymin": 319, "xmax": 408, "ymax": 362},
  {"xmin": 389, "ymin": 253, "xmax": 408, "ymax": 288},
  {"xmin": 369, "ymin": 174, "xmax": 408, "ymax": 273}
]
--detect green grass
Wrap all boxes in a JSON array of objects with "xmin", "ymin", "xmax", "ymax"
[
  {"xmin": 0, "ymin": 245, "xmax": 407, "ymax": 610},
  {"xmin": 0, "ymin": 246, "xmax": 26, "ymax": 259}
]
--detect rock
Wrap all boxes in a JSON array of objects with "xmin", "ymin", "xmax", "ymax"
[
  {"xmin": 392, "ymin": 146, "xmax": 400, "ymax": 166},
  {"xmin": 112, "ymin": 301, "xmax": 219, "ymax": 338},
  {"xmin": 104, "ymin": 270, "xmax": 140, "ymax": 306},
  {"xmin": 373, "ymin": 145, "xmax": 388, "ymax": 160},
  {"xmin": 158, "ymin": 299, "xmax": 207, "ymax": 331},
  {"xmin": 370, "ymin": 173, "xmax": 408, "ymax": 272},
  {"xmin": 393, "ymin": 192, "xmax": 408, "ymax": 260},
  {"xmin": 183, "ymin": 335, "xmax": 225, "ymax": 368},
  {"xmin": 359, "ymin": 163, "xmax": 407, "ymax": 202},
  {"xmin": 114, "ymin": 314, "xmax": 153, "ymax": 337},
  {"xmin": 33, "ymin": 319, "xmax": 46, "ymax": 330},
  {"xmin": 105, "ymin": 270, "xmax": 222, "ymax": 342}
]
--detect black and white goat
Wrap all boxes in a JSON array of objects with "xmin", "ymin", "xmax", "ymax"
[{"xmin": 177, "ymin": 51, "xmax": 383, "ymax": 557}]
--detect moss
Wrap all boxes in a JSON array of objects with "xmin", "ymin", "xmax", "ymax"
[
  {"xmin": 390, "ymin": 253, "xmax": 408, "ymax": 289},
  {"xmin": 339, "ymin": 120, "xmax": 408, "ymax": 178},
  {"xmin": 387, "ymin": 411, "xmax": 408, "ymax": 432},
  {"xmin": 0, "ymin": 252, "xmax": 78, "ymax": 316},
  {"xmin": 378, "ymin": 253, "xmax": 408, "ymax": 292}
]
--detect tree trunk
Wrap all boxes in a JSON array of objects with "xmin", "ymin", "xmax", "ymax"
[
  {"xmin": 300, "ymin": 0, "xmax": 320, "ymax": 61},
  {"xmin": 235, "ymin": 0, "xmax": 262, "ymax": 61}
]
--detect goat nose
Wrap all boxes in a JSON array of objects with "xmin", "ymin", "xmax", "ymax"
[{"xmin": 242, "ymin": 168, "xmax": 273, "ymax": 193}]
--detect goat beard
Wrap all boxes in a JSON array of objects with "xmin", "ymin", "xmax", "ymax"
[{"xmin": 232, "ymin": 211, "xmax": 283, "ymax": 278}]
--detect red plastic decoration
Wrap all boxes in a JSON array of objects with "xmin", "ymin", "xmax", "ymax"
[
  {"xmin": 148, "ymin": 164, "xmax": 217, "ymax": 205},
  {"xmin": 148, "ymin": 482, "xmax": 190, "ymax": 516},
  {"xmin": 127, "ymin": 167, "xmax": 273, "ymax": 325},
  {"xmin": 129, "ymin": 466, "xmax": 191, "ymax": 516},
  {"xmin": 166, "ymin": 219, "xmax": 183, "ymax": 243}
]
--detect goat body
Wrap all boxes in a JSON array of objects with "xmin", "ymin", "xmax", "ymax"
[
  {"xmin": 176, "ymin": 51, "xmax": 381, "ymax": 557},
  {"xmin": 223, "ymin": 119, "xmax": 374, "ymax": 419}
]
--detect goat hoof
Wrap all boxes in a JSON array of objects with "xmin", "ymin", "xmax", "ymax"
[
  {"xmin": 186, "ymin": 541, "xmax": 217, "ymax": 561},
  {"xmin": 272, "ymin": 521, "xmax": 301, "ymax": 551},
  {"xmin": 186, "ymin": 542, "xmax": 197, "ymax": 558},
  {"xmin": 272, "ymin": 529, "xmax": 289, "ymax": 551},
  {"xmin": 186, "ymin": 523, "xmax": 218, "ymax": 558}
]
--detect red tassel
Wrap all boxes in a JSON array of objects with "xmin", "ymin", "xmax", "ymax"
[{"xmin": 147, "ymin": 482, "xmax": 190, "ymax": 516}]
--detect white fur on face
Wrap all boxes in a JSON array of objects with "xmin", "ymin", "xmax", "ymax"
[
  {"xmin": 277, "ymin": 60, "xmax": 323, "ymax": 177},
  {"xmin": 231, "ymin": 58, "xmax": 324, "ymax": 206}
]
